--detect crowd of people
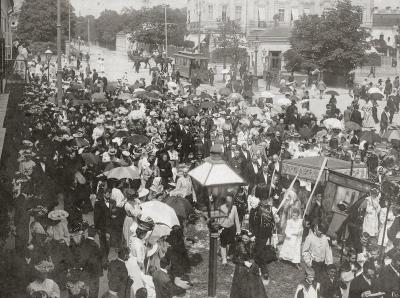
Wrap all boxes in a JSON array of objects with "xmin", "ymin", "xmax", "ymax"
[{"xmin": 0, "ymin": 50, "xmax": 400, "ymax": 298}]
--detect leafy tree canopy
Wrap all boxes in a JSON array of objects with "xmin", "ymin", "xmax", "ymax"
[
  {"xmin": 17, "ymin": 0, "xmax": 76, "ymax": 43},
  {"xmin": 289, "ymin": 0, "xmax": 369, "ymax": 75},
  {"xmin": 214, "ymin": 19, "xmax": 247, "ymax": 67}
]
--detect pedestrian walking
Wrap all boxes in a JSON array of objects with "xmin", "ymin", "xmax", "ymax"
[
  {"xmin": 208, "ymin": 67, "xmax": 215, "ymax": 86},
  {"xmin": 317, "ymin": 79, "xmax": 327, "ymax": 99}
]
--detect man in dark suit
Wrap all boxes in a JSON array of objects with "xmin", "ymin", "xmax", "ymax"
[
  {"xmin": 380, "ymin": 106, "xmax": 390, "ymax": 135},
  {"xmin": 152, "ymin": 257, "xmax": 187, "ymax": 298},
  {"xmin": 94, "ymin": 186, "xmax": 112, "ymax": 263},
  {"xmin": 108, "ymin": 247, "xmax": 132, "ymax": 298},
  {"xmin": 387, "ymin": 96, "xmax": 397, "ymax": 123},
  {"xmin": 244, "ymin": 155, "xmax": 261, "ymax": 190},
  {"xmin": 81, "ymin": 226, "xmax": 104, "ymax": 298},
  {"xmin": 268, "ymin": 132, "xmax": 281, "ymax": 157},
  {"xmin": 179, "ymin": 124, "xmax": 194, "ymax": 163},
  {"xmin": 239, "ymin": 143, "xmax": 251, "ymax": 170},
  {"xmin": 320, "ymin": 264, "xmax": 345, "ymax": 298},
  {"xmin": 195, "ymin": 132, "xmax": 211, "ymax": 158},
  {"xmin": 350, "ymin": 105, "xmax": 363, "ymax": 127},
  {"xmin": 378, "ymin": 252, "xmax": 400, "ymax": 297},
  {"xmin": 349, "ymin": 261, "xmax": 379, "ymax": 298}
]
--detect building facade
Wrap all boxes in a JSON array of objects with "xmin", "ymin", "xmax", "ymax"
[{"xmin": 186, "ymin": 0, "xmax": 374, "ymax": 75}]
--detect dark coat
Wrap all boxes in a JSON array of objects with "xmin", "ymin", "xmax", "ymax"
[
  {"xmin": 349, "ymin": 274, "xmax": 378, "ymax": 298},
  {"xmin": 108, "ymin": 259, "xmax": 131, "ymax": 298},
  {"xmin": 320, "ymin": 274, "xmax": 343, "ymax": 298},
  {"xmin": 80, "ymin": 238, "xmax": 103, "ymax": 278},
  {"xmin": 378, "ymin": 264, "xmax": 400, "ymax": 297},
  {"xmin": 243, "ymin": 163, "xmax": 260, "ymax": 188},
  {"xmin": 93, "ymin": 198, "xmax": 112, "ymax": 233},
  {"xmin": 268, "ymin": 138, "xmax": 281, "ymax": 157},
  {"xmin": 350, "ymin": 110, "xmax": 363, "ymax": 126},
  {"xmin": 152, "ymin": 269, "xmax": 185, "ymax": 298},
  {"xmin": 380, "ymin": 111, "xmax": 389, "ymax": 129}
]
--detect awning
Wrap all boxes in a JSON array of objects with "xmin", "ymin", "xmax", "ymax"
[
  {"xmin": 184, "ymin": 34, "xmax": 206, "ymax": 49},
  {"xmin": 291, "ymin": 8, "xmax": 300, "ymax": 21}
]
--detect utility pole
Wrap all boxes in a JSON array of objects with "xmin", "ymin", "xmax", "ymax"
[
  {"xmin": 165, "ymin": 4, "xmax": 168, "ymax": 57},
  {"xmin": 56, "ymin": 0, "xmax": 63, "ymax": 106},
  {"xmin": 68, "ymin": 4, "xmax": 71, "ymax": 43},
  {"xmin": 198, "ymin": 0, "xmax": 201, "ymax": 53},
  {"xmin": 88, "ymin": 18, "xmax": 90, "ymax": 49}
]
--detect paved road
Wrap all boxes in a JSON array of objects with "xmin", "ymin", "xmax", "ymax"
[{"xmin": 80, "ymin": 45, "xmax": 400, "ymax": 127}]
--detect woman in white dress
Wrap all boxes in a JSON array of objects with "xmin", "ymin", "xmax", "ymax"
[
  {"xmin": 361, "ymin": 99, "xmax": 374, "ymax": 128},
  {"xmin": 362, "ymin": 188, "xmax": 381, "ymax": 238},
  {"xmin": 279, "ymin": 208, "xmax": 303, "ymax": 268}
]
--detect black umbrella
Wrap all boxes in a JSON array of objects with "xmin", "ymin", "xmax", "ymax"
[
  {"xmin": 126, "ymin": 134, "xmax": 149, "ymax": 145},
  {"xmin": 200, "ymin": 101, "xmax": 216, "ymax": 109},
  {"xmin": 200, "ymin": 92, "xmax": 212, "ymax": 100},
  {"xmin": 325, "ymin": 90, "xmax": 339, "ymax": 96},
  {"xmin": 145, "ymin": 85, "xmax": 162, "ymax": 92}
]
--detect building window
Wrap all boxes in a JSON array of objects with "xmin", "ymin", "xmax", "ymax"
[
  {"xmin": 235, "ymin": 6, "xmax": 242, "ymax": 21},
  {"xmin": 278, "ymin": 8, "xmax": 285, "ymax": 22},
  {"xmin": 303, "ymin": 8, "xmax": 310, "ymax": 15},
  {"xmin": 208, "ymin": 5, "xmax": 213, "ymax": 20},
  {"xmin": 222, "ymin": 5, "xmax": 227, "ymax": 21}
]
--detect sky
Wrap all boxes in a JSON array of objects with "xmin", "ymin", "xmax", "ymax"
[{"xmin": 70, "ymin": 0, "xmax": 187, "ymax": 17}]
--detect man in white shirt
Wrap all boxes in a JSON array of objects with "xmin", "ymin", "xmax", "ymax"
[{"xmin": 302, "ymin": 222, "xmax": 333, "ymax": 278}]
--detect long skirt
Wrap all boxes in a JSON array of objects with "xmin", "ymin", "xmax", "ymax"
[{"xmin": 230, "ymin": 264, "xmax": 268, "ymax": 298}]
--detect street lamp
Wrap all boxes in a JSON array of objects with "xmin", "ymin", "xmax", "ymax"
[
  {"xmin": 393, "ymin": 25, "xmax": 399, "ymax": 67},
  {"xmin": 253, "ymin": 38, "xmax": 260, "ymax": 90},
  {"xmin": 189, "ymin": 145, "xmax": 245, "ymax": 297},
  {"xmin": 45, "ymin": 48, "xmax": 53, "ymax": 83},
  {"xmin": 56, "ymin": 0, "xmax": 62, "ymax": 106}
]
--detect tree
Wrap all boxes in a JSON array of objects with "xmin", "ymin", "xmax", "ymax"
[
  {"xmin": 17, "ymin": 0, "xmax": 76, "ymax": 43},
  {"xmin": 283, "ymin": 49, "xmax": 303, "ymax": 74},
  {"xmin": 290, "ymin": 0, "xmax": 369, "ymax": 76},
  {"xmin": 214, "ymin": 19, "xmax": 247, "ymax": 69},
  {"xmin": 95, "ymin": 10, "xmax": 124, "ymax": 48},
  {"xmin": 129, "ymin": 6, "xmax": 188, "ymax": 50}
]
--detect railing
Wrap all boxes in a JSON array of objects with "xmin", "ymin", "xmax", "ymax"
[{"xmin": 3, "ymin": 59, "xmax": 30, "ymax": 84}]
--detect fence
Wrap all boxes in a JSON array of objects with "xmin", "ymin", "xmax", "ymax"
[{"xmin": 3, "ymin": 59, "xmax": 30, "ymax": 85}]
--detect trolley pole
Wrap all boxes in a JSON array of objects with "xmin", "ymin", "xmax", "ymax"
[
  {"xmin": 198, "ymin": 0, "xmax": 201, "ymax": 53},
  {"xmin": 165, "ymin": 4, "xmax": 168, "ymax": 57},
  {"xmin": 56, "ymin": 0, "xmax": 63, "ymax": 106}
]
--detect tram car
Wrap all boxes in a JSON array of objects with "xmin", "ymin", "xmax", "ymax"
[{"xmin": 173, "ymin": 51, "xmax": 209, "ymax": 83}]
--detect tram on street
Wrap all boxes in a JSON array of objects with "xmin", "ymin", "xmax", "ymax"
[{"xmin": 173, "ymin": 51, "xmax": 209, "ymax": 83}]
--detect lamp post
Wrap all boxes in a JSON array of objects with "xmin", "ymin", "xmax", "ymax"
[
  {"xmin": 45, "ymin": 48, "xmax": 53, "ymax": 83},
  {"xmin": 393, "ymin": 25, "xmax": 399, "ymax": 68},
  {"xmin": 78, "ymin": 36, "xmax": 81, "ymax": 57},
  {"xmin": 189, "ymin": 145, "xmax": 245, "ymax": 297},
  {"xmin": 56, "ymin": 0, "xmax": 63, "ymax": 106},
  {"xmin": 253, "ymin": 38, "xmax": 260, "ymax": 90}
]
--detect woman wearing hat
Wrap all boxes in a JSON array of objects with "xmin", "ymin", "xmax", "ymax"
[
  {"xmin": 27, "ymin": 260, "xmax": 60, "ymax": 298},
  {"xmin": 362, "ymin": 188, "xmax": 381, "ymax": 240},
  {"xmin": 46, "ymin": 210, "xmax": 70, "ymax": 246},
  {"xmin": 230, "ymin": 230, "xmax": 268, "ymax": 298}
]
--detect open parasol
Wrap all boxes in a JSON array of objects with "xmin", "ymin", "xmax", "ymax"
[
  {"xmin": 227, "ymin": 93, "xmax": 243, "ymax": 101},
  {"xmin": 260, "ymin": 91, "xmax": 274, "ymax": 98},
  {"xmin": 165, "ymin": 196, "xmax": 193, "ymax": 220},
  {"xmin": 323, "ymin": 118, "xmax": 343, "ymax": 130},
  {"xmin": 145, "ymin": 85, "xmax": 162, "ymax": 92},
  {"xmin": 325, "ymin": 90, "xmax": 339, "ymax": 96},
  {"xmin": 140, "ymin": 201, "xmax": 180, "ymax": 243},
  {"xmin": 81, "ymin": 153, "xmax": 100, "ymax": 165},
  {"xmin": 275, "ymin": 97, "xmax": 292, "ymax": 106},
  {"xmin": 367, "ymin": 87, "xmax": 384, "ymax": 100},
  {"xmin": 345, "ymin": 121, "xmax": 362, "ymax": 131},
  {"xmin": 119, "ymin": 93, "xmax": 134, "ymax": 101},
  {"xmin": 387, "ymin": 130, "xmax": 400, "ymax": 141},
  {"xmin": 219, "ymin": 87, "xmax": 232, "ymax": 96},
  {"xmin": 103, "ymin": 166, "xmax": 140, "ymax": 180},
  {"xmin": 246, "ymin": 106, "xmax": 262, "ymax": 116},
  {"xmin": 92, "ymin": 92, "xmax": 107, "ymax": 103},
  {"xmin": 126, "ymin": 134, "xmax": 149, "ymax": 145},
  {"xmin": 200, "ymin": 92, "xmax": 213, "ymax": 100},
  {"xmin": 361, "ymin": 130, "xmax": 381, "ymax": 143},
  {"xmin": 71, "ymin": 99, "xmax": 91, "ymax": 106}
]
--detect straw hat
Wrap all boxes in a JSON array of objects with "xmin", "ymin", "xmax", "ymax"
[
  {"xmin": 48, "ymin": 210, "xmax": 69, "ymax": 221},
  {"xmin": 34, "ymin": 260, "xmax": 55, "ymax": 273}
]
